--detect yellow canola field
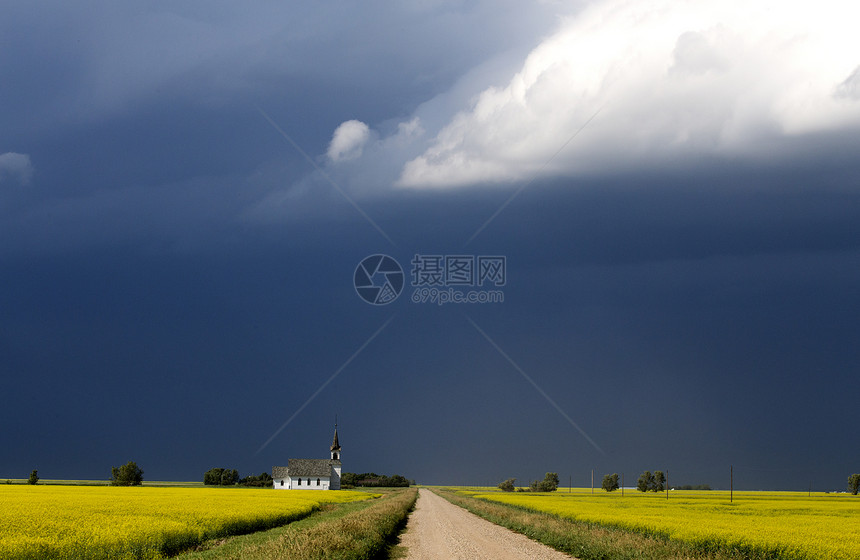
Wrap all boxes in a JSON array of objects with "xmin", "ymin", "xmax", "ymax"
[
  {"xmin": 469, "ymin": 489, "xmax": 860, "ymax": 560},
  {"xmin": 0, "ymin": 485, "xmax": 373, "ymax": 560}
]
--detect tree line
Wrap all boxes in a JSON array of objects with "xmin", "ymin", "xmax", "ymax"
[
  {"xmin": 636, "ymin": 470, "xmax": 667, "ymax": 492},
  {"xmin": 203, "ymin": 467, "xmax": 273, "ymax": 487},
  {"xmin": 22, "ymin": 461, "xmax": 144, "ymax": 486},
  {"xmin": 341, "ymin": 472, "xmax": 412, "ymax": 488},
  {"xmin": 15, "ymin": 460, "xmax": 144, "ymax": 486},
  {"xmin": 600, "ymin": 472, "xmax": 860, "ymax": 493},
  {"xmin": 599, "ymin": 470, "xmax": 677, "ymax": 492},
  {"xmin": 19, "ymin": 463, "xmax": 860, "ymax": 493},
  {"xmin": 498, "ymin": 473, "xmax": 560, "ymax": 492},
  {"xmin": 201, "ymin": 469, "xmax": 412, "ymax": 488}
]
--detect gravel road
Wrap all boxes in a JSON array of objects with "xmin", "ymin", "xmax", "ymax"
[{"xmin": 400, "ymin": 488, "xmax": 575, "ymax": 560}]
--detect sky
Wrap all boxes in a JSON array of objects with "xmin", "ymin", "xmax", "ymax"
[{"xmin": 1, "ymin": 0, "xmax": 858, "ymax": 491}]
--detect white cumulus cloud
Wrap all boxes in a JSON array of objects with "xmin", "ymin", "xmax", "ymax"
[
  {"xmin": 0, "ymin": 152, "xmax": 34, "ymax": 186},
  {"xmin": 327, "ymin": 120, "xmax": 371, "ymax": 162},
  {"xmin": 397, "ymin": 0, "xmax": 860, "ymax": 188}
]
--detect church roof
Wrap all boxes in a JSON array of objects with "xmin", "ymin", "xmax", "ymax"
[
  {"xmin": 330, "ymin": 426, "xmax": 341, "ymax": 451},
  {"xmin": 271, "ymin": 427, "xmax": 342, "ymax": 480},
  {"xmin": 286, "ymin": 458, "xmax": 333, "ymax": 477}
]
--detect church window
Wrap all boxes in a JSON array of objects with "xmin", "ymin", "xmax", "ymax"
[
  {"xmin": 280, "ymin": 480, "xmax": 284, "ymax": 487},
  {"xmin": 297, "ymin": 478, "xmax": 302, "ymax": 486},
  {"xmin": 317, "ymin": 478, "xmax": 321, "ymax": 486}
]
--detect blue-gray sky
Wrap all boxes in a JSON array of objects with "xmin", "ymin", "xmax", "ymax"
[{"xmin": 1, "ymin": 0, "xmax": 858, "ymax": 490}]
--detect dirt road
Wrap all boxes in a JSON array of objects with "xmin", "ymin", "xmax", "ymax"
[{"xmin": 399, "ymin": 488, "xmax": 574, "ymax": 560}]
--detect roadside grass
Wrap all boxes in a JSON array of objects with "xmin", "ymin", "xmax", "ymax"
[
  {"xmin": 174, "ymin": 491, "xmax": 381, "ymax": 559},
  {"xmin": 178, "ymin": 488, "xmax": 417, "ymax": 560},
  {"xmin": 433, "ymin": 487, "xmax": 735, "ymax": 560},
  {"xmin": 467, "ymin": 488, "xmax": 857, "ymax": 560}
]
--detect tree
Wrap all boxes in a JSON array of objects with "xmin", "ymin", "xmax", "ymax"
[
  {"xmin": 28, "ymin": 470, "xmax": 39, "ymax": 485},
  {"xmin": 340, "ymin": 472, "xmax": 410, "ymax": 488},
  {"xmin": 204, "ymin": 467, "xmax": 239, "ymax": 486},
  {"xmin": 542, "ymin": 472, "xmax": 560, "ymax": 492},
  {"xmin": 387, "ymin": 474, "xmax": 410, "ymax": 487},
  {"xmin": 848, "ymin": 474, "xmax": 860, "ymax": 495},
  {"xmin": 602, "ymin": 473, "xmax": 619, "ymax": 492},
  {"xmin": 340, "ymin": 472, "xmax": 357, "ymax": 488},
  {"xmin": 204, "ymin": 468, "xmax": 223, "ymax": 485},
  {"xmin": 221, "ymin": 469, "xmax": 239, "ymax": 486},
  {"xmin": 530, "ymin": 472, "xmax": 560, "ymax": 492},
  {"xmin": 498, "ymin": 478, "xmax": 516, "ymax": 492},
  {"xmin": 637, "ymin": 471, "xmax": 655, "ymax": 492},
  {"xmin": 654, "ymin": 471, "xmax": 666, "ymax": 492},
  {"xmin": 239, "ymin": 472, "xmax": 273, "ymax": 487},
  {"xmin": 111, "ymin": 461, "xmax": 143, "ymax": 486}
]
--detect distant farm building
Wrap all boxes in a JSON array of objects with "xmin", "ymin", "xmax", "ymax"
[{"xmin": 272, "ymin": 426, "xmax": 342, "ymax": 490}]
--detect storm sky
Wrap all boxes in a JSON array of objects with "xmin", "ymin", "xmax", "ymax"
[{"xmin": 2, "ymin": 0, "xmax": 858, "ymax": 490}]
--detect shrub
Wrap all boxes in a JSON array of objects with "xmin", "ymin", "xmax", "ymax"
[
  {"xmin": 601, "ymin": 473, "xmax": 619, "ymax": 492},
  {"xmin": 530, "ymin": 473, "xmax": 559, "ymax": 492},
  {"xmin": 340, "ymin": 472, "xmax": 411, "ymax": 487},
  {"xmin": 498, "ymin": 478, "xmax": 516, "ymax": 492},
  {"xmin": 204, "ymin": 467, "xmax": 239, "ymax": 486},
  {"xmin": 848, "ymin": 473, "xmax": 860, "ymax": 495},
  {"xmin": 239, "ymin": 472, "xmax": 273, "ymax": 487},
  {"xmin": 637, "ymin": 471, "xmax": 655, "ymax": 492},
  {"xmin": 111, "ymin": 461, "xmax": 143, "ymax": 486},
  {"xmin": 654, "ymin": 471, "xmax": 665, "ymax": 492}
]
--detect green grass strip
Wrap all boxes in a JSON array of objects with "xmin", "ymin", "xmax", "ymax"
[
  {"xmin": 180, "ymin": 488, "xmax": 417, "ymax": 560},
  {"xmin": 174, "ymin": 492, "xmax": 383, "ymax": 559},
  {"xmin": 434, "ymin": 488, "xmax": 770, "ymax": 560}
]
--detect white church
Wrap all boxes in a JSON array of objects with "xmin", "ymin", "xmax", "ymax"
[{"xmin": 272, "ymin": 426, "xmax": 342, "ymax": 490}]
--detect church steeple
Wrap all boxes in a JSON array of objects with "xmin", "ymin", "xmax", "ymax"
[
  {"xmin": 329, "ymin": 422, "xmax": 342, "ymax": 489},
  {"xmin": 330, "ymin": 422, "xmax": 341, "ymax": 461}
]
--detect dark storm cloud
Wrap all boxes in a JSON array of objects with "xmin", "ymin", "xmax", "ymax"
[
  {"xmin": 1, "ymin": 1, "xmax": 561, "ymax": 143},
  {"xmin": 1, "ymin": 0, "xmax": 566, "ymax": 252},
  {"xmin": 3, "ymin": 171, "xmax": 857, "ymax": 489},
  {"xmin": 1, "ymin": 1, "xmax": 859, "ymax": 492}
]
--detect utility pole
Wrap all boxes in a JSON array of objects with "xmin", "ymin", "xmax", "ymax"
[
  {"xmin": 730, "ymin": 465, "xmax": 733, "ymax": 503},
  {"xmin": 666, "ymin": 470, "xmax": 669, "ymax": 500},
  {"xmin": 569, "ymin": 475, "xmax": 571, "ymax": 493},
  {"xmin": 591, "ymin": 469, "xmax": 594, "ymax": 495},
  {"xmin": 622, "ymin": 473, "xmax": 624, "ymax": 497}
]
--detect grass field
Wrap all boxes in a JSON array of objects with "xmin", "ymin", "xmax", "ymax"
[
  {"xmin": 459, "ymin": 488, "xmax": 859, "ymax": 560},
  {"xmin": 2, "ymin": 479, "xmax": 204, "ymax": 487},
  {"xmin": 194, "ymin": 487, "xmax": 417, "ymax": 560},
  {"xmin": 173, "ymin": 493, "xmax": 383, "ymax": 559},
  {"xmin": 0, "ymin": 484, "xmax": 375, "ymax": 559}
]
